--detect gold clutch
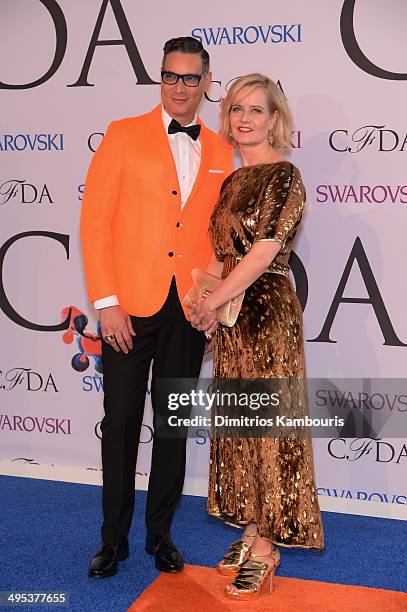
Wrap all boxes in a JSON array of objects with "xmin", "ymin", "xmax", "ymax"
[{"xmin": 184, "ymin": 268, "xmax": 245, "ymax": 327}]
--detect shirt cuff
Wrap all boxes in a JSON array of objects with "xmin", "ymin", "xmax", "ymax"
[{"xmin": 93, "ymin": 295, "xmax": 119, "ymax": 309}]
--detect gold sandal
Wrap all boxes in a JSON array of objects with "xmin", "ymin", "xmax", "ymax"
[
  {"xmin": 224, "ymin": 549, "xmax": 280, "ymax": 600},
  {"xmin": 216, "ymin": 535, "xmax": 255, "ymax": 576}
]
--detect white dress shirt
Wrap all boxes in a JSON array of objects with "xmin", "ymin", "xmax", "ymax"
[{"xmin": 94, "ymin": 106, "xmax": 202, "ymax": 310}]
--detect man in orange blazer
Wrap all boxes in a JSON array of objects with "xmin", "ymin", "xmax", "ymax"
[{"xmin": 81, "ymin": 37, "xmax": 233, "ymax": 578}]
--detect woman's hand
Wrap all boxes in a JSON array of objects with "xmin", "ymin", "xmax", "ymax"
[
  {"xmin": 183, "ymin": 288, "xmax": 197, "ymax": 312},
  {"xmin": 204, "ymin": 336, "xmax": 215, "ymax": 354},
  {"xmin": 189, "ymin": 297, "xmax": 216, "ymax": 332},
  {"xmin": 204, "ymin": 320, "xmax": 218, "ymax": 352}
]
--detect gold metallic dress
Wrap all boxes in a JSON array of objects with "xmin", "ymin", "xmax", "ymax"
[{"xmin": 207, "ymin": 161, "xmax": 324, "ymax": 549}]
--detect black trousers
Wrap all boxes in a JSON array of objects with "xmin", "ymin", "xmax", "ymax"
[{"xmin": 100, "ymin": 277, "xmax": 206, "ymax": 544}]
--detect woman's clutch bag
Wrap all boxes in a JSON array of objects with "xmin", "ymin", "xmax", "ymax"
[{"xmin": 183, "ymin": 268, "xmax": 244, "ymax": 327}]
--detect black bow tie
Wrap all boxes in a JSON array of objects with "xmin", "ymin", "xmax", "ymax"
[{"xmin": 168, "ymin": 118, "xmax": 201, "ymax": 141}]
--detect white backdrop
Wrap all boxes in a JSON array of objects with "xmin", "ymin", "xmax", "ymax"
[{"xmin": 1, "ymin": 0, "xmax": 406, "ymax": 516}]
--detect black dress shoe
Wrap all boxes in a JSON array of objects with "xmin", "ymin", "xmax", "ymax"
[
  {"xmin": 145, "ymin": 533, "xmax": 184, "ymax": 573},
  {"xmin": 88, "ymin": 541, "xmax": 129, "ymax": 578}
]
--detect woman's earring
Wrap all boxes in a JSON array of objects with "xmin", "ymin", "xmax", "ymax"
[{"xmin": 268, "ymin": 130, "xmax": 274, "ymax": 146}]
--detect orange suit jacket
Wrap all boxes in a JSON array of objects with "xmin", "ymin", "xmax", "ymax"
[{"xmin": 80, "ymin": 103, "xmax": 233, "ymax": 317}]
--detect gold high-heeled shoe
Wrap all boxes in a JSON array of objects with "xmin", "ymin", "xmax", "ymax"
[
  {"xmin": 224, "ymin": 549, "xmax": 280, "ymax": 600},
  {"xmin": 216, "ymin": 535, "xmax": 255, "ymax": 576}
]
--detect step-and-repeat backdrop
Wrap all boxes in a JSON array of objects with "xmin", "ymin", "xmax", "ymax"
[{"xmin": 1, "ymin": 0, "xmax": 406, "ymax": 514}]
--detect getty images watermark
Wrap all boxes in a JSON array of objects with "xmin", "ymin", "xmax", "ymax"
[
  {"xmin": 152, "ymin": 378, "xmax": 407, "ymax": 439},
  {"xmin": 166, "ymin": 388, "xmax": 344, "ymax": 431}
]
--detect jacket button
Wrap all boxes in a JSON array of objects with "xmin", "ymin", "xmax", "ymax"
[
  {"xmin": 171, "ymin": 190, "xmax": 178, "ymax": 195},
  {"xmin": 168, "ymin": 251, "xmax": 174, "ymax": 257},
  {"xmin": 176, "ymin": 222, "xmax": 180, "ymax": 227}
]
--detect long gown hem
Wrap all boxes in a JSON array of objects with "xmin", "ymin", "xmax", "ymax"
[{"xmin": 207, "ymin": 508, "xmax": 324, "ymax": 550}]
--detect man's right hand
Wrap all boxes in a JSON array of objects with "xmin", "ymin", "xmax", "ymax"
[{"xmin": 99, "ymin": 305, "xmax": 136, "ymax": 353}]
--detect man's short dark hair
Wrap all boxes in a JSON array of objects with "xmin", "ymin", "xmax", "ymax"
[{"xmin": 162, "ymin": 37, "xmax": 210, "ymax": 73}]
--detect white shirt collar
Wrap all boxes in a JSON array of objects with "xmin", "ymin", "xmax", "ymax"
[{"xmin": 162, "ymin": 105, "xmax": 198, "ymax": 133}]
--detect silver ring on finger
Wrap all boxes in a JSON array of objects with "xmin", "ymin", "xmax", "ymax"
[{"xmin": 104, "ymin": 334, "xmax": 115, "ymax": 342}]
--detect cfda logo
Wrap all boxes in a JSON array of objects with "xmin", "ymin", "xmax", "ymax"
[
  {"xmin": 0, "ymin": 368, "xmax": 58, "ymax": 392},
  {"xmin": 0, "ymin": 0, "xmax": 156, "ymax": 90},
  {"xmin": 340, "ymin": 0, "xmax": 407, "ymax": 80},
  {"xmin": 0, "ymin": 180, "xmax": 53, "ymax": 206}
]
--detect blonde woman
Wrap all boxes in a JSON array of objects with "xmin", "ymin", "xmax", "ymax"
[{"xmin": 189, "ymin": 74, "xmax": 324, "ymax": 600}]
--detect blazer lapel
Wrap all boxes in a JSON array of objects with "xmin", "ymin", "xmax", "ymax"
[
  {"xmin": 184, "ymin": 118, "xmax": 210, "ymax": 208},
  {"xmin": 146, "ymin": 104, "xmax": 179, "ymax": 183}
]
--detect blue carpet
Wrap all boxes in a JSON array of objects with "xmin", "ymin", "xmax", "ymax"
[{"xmin": 0, "ymin": 475, "xmax": 406, "ymax": 611}]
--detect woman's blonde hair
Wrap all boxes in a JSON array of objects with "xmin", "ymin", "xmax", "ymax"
[{"xmin": 219, "ymin": 73, "xmax": 293, "ymax": 149}]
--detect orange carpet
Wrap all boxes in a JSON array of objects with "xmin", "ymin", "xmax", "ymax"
[{"xmin": 128, "ymin": 564, "xmax": 407, "ymax": 612}]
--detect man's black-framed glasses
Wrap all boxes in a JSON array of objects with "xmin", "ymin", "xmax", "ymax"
[{"xmin": 161, "ymin": 71, "xmax": 206, "ymax": 88}]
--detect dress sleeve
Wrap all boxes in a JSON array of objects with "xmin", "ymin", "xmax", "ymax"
[{"xmin": 253, "ymin": 163, "xmax": 306, "ymax": 248}]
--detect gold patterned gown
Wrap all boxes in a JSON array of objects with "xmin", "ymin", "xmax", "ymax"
[{"xmin": 207, "ymin": 161, "xmax": 324, "ymax": 549}]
